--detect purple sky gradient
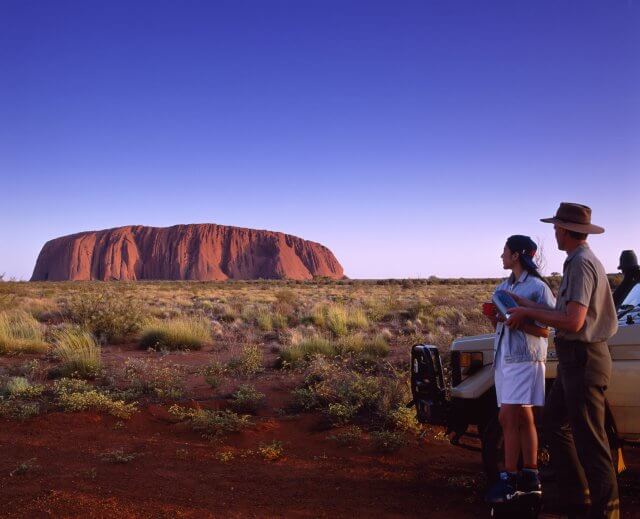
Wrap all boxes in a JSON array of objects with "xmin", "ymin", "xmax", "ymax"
[{"xmin": 1, "ymin": 0, "xmax": 638, "ymax": 279}]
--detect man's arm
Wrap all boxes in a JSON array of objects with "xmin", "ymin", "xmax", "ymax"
[
  {"xmin": 506, "ymin": 302, "xmax": 587, "ymax": 333},
  {"xmin": 522, "ymin": 323, "xmax": 549, "ymax": 338}
]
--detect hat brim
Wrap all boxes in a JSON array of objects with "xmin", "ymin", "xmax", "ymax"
[{"xmin": 540, "ymin": 217, "xmax": 604, "ymax": 234}]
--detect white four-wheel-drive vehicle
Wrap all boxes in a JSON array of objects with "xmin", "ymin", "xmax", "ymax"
[{"xmin": 410, "ymin": 250, "xmax": 640, "ymax": 478}]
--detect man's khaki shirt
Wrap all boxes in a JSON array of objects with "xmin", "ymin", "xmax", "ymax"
[{"xmin": 555, "ymin": 243, "xmax": 618, "ymax": 342}]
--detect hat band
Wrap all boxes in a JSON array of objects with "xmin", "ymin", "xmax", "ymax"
[{"xmin": 555, "ymin": 216, "xmax": 590, "ymax": 225}]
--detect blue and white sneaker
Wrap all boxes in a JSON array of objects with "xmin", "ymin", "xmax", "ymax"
[
  {"xmin": 485, "ymin": 472, "xmax": 517, "ymax": 503},
  {"xmin": 516, "ymin": 469, "xmax": 542, "ymax": 497}
]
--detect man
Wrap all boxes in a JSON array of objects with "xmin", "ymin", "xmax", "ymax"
[
  {"xmin": 505, "ymin": 202, "xmax": 619, "ymax": 519},
  {"xmin": 613, "ymin": 250, "xmax": 640, "ymax": 309}
]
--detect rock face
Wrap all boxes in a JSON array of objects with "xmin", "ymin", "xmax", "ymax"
[{"xmin": 31, "ymin": 224, "xmax": 345, "ymax": 281}]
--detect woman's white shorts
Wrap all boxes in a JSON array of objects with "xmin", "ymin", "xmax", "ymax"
[{"xmin": 494, "ymin": 356, "xmax": 545, "ymax": 407}]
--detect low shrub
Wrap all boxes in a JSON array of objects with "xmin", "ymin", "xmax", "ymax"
[
  {"xmin": 258, "ymin": 440, "xmax": 284, "ymax": 461},
  {"xmin": 168, "ymin": 405, "xmax": 251, "ymax": 440},
  {"xmin": 326, "ymin": 402, "xmax": 358, "ymax": 426},
  {"xmin": 120, "ymin": 358, "xmax": 186, "ymax": 399},
  {"xmin": 57, "ymin": 388, "xmax": 137, "ymax": 419},
  {"xmin": 201, "ymin": 360, "xmax": 226, "ymax": 389},
  {"xmin": 230, "ymin": 384, "xmax": 265, "ymax": 414},
  {"xmin": 3, "ymin": 377, "xmax": 44, "ymax": 398},
  {"xmin": 100, "ymin": 449, "xmax": 139, "ymax": 464},
  {"xmin": 371, "ymin": 429, "xmax": 407, "ymax": 452},
  {"xmin": 291, "ymin": 357, "xmax": 413, "ymax": 430},
  {"xmin": 227, "ymin": 345, "xmax": 263, "ymax": 378},
  {"xmin": 0, "ymin": 311, "xmax": 48, "ymax": 354},
  {"xmin": 52, "ymin": 327, "xmax": 102, "ymax": 378},
  {"xmin": 327, "ymin": 425, "xmax": 363, "ymax": 446},
  {"xmin": 0, "ymin": 399, "xmax": 40, "ymax": 420},
  {"xmin": 64, "ymin": 291, "xmax": 145, "ymax": 343},
  {"xmin": 139, "ymin": 317, "xmax": 212, "ymax": 351}
]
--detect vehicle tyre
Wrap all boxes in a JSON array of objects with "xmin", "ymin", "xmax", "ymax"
[{"xmin": 480, "ymin": 413, "xmax": 503, "ymax": 483}]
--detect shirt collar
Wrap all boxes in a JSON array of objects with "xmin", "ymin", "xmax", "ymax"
[
  {"xmin": 508, "ymin": 270, "xmax": 529, "ymax": 285},
  {"xmin": 564, "ymin": 242, "xmax": 590, "ymax": 266}
]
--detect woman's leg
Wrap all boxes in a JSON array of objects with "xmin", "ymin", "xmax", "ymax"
[
  {"xmin": 499, "ymin": 404, "xmax": 522, "ymax": 473},
  {"xmin": 519, "ymin": 406, "xmax": 538, "ymax": 468}
]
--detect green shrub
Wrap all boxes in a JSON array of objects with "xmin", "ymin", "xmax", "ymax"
[
  {"xmin": 371, "ymin": 429, "xmax": 407, "ymax": 452},
  {"xmin": 139, "ymin": 316, "xmax": 211, "ymax": 351},
  {"xmin": 230, "ymin": 384, "xmax": 265, "ymax": 414},
  {"xmin": 0, "ymin": 399, "xmax": 40, "ymax": 420},
  {"xmin": 4, "ymin": 377, "xmax": 44, "ymax": 398},
  {"xmin": 168, "ymin": 405, "xmax": 251, "ymax": 439},
  {"xmin": 389, "ymin": 406, "xmax": 420, "ymax": 433},
  {"xmin": 53, "ymin": 327, "xmax": 102, "ymax": 378},
  {"xmin": 202, "ymin": 360, "xmax": 226, "ymax": 389},
  {"xmin": 64, "ymin": 291, "xmax": 145, "ymax": 343},
  {"xmin": 227, "ymin": 345, "xmax": 263, "ymax": 378},
  {"xmin": 57, "ymin": 389, "xmax": 136, "ymax": 419},
  {"xmin": 327, "ymin": 425, "xmax": 363, "ymax": 446},
  {"xmin": 120, "ymin": 358, "xmax": 185, "ymax": 399},
  {"xmin": 258, "ymin": 440, "xmax": 284, "ymax": 461},
  {"xmin": 326, "ymin": 402, "xmax": 358, "ymax": 426},
  {"xmin": 0, "ymin": 311, "xmax": 48, "ymax": 354}
]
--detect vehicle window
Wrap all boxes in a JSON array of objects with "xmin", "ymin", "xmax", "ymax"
[{"xmin": 620, "ymin": 283, "xmax": 640, "ymax": 309}]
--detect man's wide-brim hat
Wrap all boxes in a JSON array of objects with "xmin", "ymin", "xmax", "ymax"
[{"xmin": 540, "ymin": 202, "xmax": 604, "ymax": 234}]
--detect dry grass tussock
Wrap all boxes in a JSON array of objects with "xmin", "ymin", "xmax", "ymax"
[
  {"xmin": 139, "ymin": 316, "xmax": 212, "ymax": 350},
  {"xmin": 0, "ymin": 311, "xmax": 48, "ymax": 354},
  {"xmin": 52, "ymin": 327, "xmax": 102, "ymax": 378}
]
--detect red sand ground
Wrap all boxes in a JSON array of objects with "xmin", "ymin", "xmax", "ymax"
[{"xmin": 0, "ymin": 347, "xmax": 638, "ymax": 518}]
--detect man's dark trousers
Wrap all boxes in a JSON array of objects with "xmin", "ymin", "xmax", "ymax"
[{"xmin": 544, "ymin": 339, "xmax": 619, "ymax": 519}]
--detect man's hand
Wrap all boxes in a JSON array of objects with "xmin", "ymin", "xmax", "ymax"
[{"xmin": 505, "ymin": 306, "xmax": 530, "ymax": 330}]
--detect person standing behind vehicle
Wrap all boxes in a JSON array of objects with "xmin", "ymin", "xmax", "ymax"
[
  {"xmin": 484, "ymin": 235, "xmax": 556, "ymax": 504},
  {"xmin": 506, "ymin": 203, "xmax": 619, "ymax": 519}
]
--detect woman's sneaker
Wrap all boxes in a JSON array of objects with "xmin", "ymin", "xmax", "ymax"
[
  {"xmin": 485, "ymin": 472, "xmax": 517, "ymax": 503},
  {"xmin": 516, "ymin": 469, "xmax": 542, "ymax": 497}
]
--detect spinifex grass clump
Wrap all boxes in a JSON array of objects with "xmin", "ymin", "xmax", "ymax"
[
  {"xmin": 64, "ymin": 291, "xmax": 145, "ymax": 343},
  {"xmin": 278, "ymin": 335, "xmax": 335, "ymax": 367},
  {"xmin": 52, "ymin": 327, "xmax": 102, "ymax": 378},
  {"xmin": 139, "ymin": 316, "xmax": 211, "ymax": 351},
  {"xmin": 312, "ymin": 304, "xmax": 369, "ymax": 337},
  {"xmin": 0, "ymin": 311, "xmax": 48, "ymax": 354},
  {"xmin": 335, "ymin": 333, "xmax": 390, "ymax": 358}
]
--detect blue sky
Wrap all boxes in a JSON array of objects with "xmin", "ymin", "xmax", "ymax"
[{"xmin": 1, "ymin": 0, "xmax": 639, "ymax": 279}]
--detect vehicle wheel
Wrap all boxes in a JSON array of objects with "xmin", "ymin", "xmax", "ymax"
[{"xmin": 481, "ymin": 413, "xmax": 503, "ymax": 483}]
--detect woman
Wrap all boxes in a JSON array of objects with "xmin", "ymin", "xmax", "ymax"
[{"xmin": 485, "ymin": 235, "xmax": 556, "ymax": 504}]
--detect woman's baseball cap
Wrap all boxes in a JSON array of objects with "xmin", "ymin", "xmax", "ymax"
[{"xmin": 506, "ymin": 235, "xmax": 539, "ymax": 272}]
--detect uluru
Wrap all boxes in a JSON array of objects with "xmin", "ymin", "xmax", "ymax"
[{"xmin": 30, "ymin": 224, "xmax": 345, "ymax": 281}]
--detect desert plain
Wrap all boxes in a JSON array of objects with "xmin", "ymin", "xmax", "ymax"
[{"xmin": 0, "ymin": 279, "xmax": 638, "ymax": 518}]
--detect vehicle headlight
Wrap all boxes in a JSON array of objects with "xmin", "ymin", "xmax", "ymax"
[{"xmin": 459, "ymin": 351, "xmax": 484, "ymax": 378}]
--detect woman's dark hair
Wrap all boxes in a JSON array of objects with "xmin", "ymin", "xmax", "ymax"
[{"xmin": 506, "ymin": 235, "xmax": 549, "ymax": 285}]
